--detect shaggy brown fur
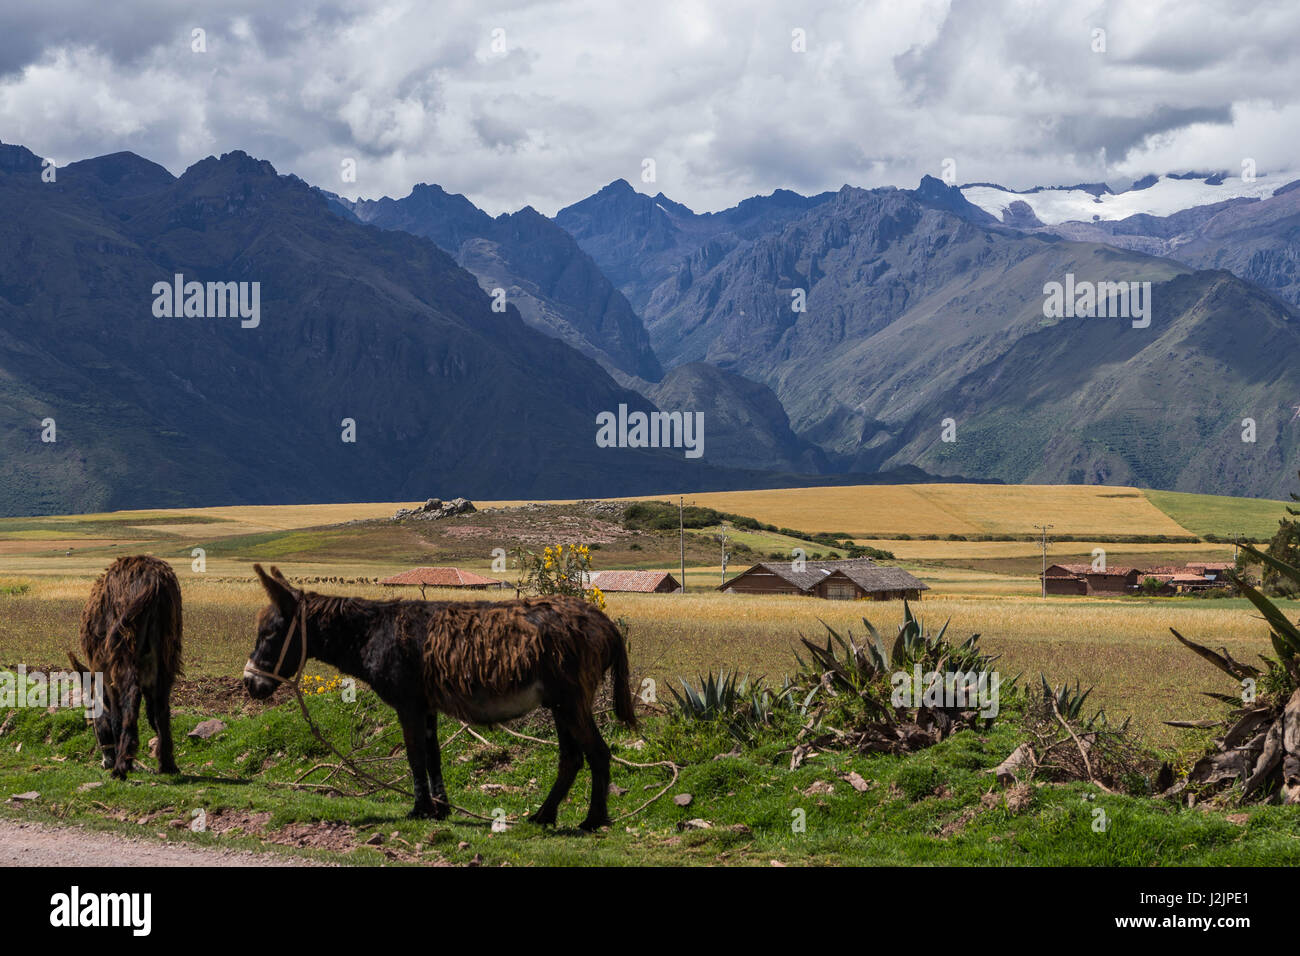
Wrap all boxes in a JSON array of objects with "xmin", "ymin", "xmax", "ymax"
[
  {"xmin": 245, "ymin": 565, "xmax": 635, "ymax": 829},
  {"xmin": 70, "ymin": 555, "xmax": 183, "ymax": 778}
]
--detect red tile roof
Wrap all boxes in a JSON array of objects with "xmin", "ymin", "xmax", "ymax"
[
  {"xmin": 589, "ymin": 570, "xmax": 680, "ymax": 592},
  {"xmin": 1047, "ymin": 564, "xmax": 1138, "ymax": 576},
  {"xmin": 379, "ymin": 567, "xmax": 502, "ymax": 587}
]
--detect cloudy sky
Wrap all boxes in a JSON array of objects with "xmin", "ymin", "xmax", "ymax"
[{"xmin": 2, "ymin": 0, "xmax": 1298, "ymax": 215}]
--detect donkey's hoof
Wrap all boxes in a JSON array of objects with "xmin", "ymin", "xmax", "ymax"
[
  {"xmin": 527, "ymin": 809, "xmax": 557, "ymax": 826},
  {"xmin": 408, "ymin": 804, "xmax": 437, "ymax": 820},
  {"xmin": 430, "ymin": 800, "xmax": 450, "ymax": 820},
  {"xmin": 578, "ymin": 816, "xmax": 611, "ymax": 832},
  {"xmin": 158, "ymin": 762, "xmax": 179, "ymax": 775}
]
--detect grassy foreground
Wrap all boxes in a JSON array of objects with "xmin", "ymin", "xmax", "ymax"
[{"xmin": 3, "ymin": 687, "xmax": 1298, "ymax": 866}]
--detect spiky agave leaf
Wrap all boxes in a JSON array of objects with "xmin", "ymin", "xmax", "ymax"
[{"xmin": 1170, "ymin": 628, "xmax": 1261, "ymax": 679}]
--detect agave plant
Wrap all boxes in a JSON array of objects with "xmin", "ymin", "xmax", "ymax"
[
  {"xmin": 1164, "ymin": 542, "xmax": 1300, "ymax": 804},
  {"xmin": 1006, "ymin": 676, "xmax": 1140, "ymax": 790},
  {"xmin": 788, "ymin": 600, "xmax": 1006, "ymax": 759},
  {"xmin": 667, "ymin": 669, "xmax": 791, "ymax": 741},
  {"xmin": 1034, "ymin": 675, "xmax": 1128, "ymax": 733},
  {"xmin": 795, "ymin": 601, "xmax": 998, "ymax": 696},
  {"xmin": 668, "ymin": 670, "xmax": 749, "ymax": 720}
]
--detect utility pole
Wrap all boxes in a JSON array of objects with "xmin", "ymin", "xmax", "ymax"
[
  {"xmin": 1035, "ymin": 524, "xmax": 1054, "ymax": 598},
  {"xmin": 1233, "ymin": 531, "xmax": 1244, "ymax": 567},
  {"xmin": 679, "ymin": 496, "xmax": 686, "ymax": 594},
  {"xmin": 719, "ymin": 528, "xmax": 729, "ymax": 586}
]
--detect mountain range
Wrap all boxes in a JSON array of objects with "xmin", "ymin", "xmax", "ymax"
[{"xmin": 2, "ymin": 139, "xmax": 1298, "ymax": 514}]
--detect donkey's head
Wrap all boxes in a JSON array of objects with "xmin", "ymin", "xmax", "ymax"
[{"xmin": 244, "ymin": 564, "xmax": 306, "ymax": 700}]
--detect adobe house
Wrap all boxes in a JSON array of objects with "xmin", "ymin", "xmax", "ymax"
[
  {"xmin": 1047, "ymin": 563, "xmax": 1232, "ymax": 596},
  {"xmin": 1043, "ymin": 564, "xmax": 1088, "ymax": 595},
  {"xmin": 587, "ymin": 570, "xmax": 681, "ymax": 593},
  {"xmin": 719, "ymin": 558, "xmax": 928, "ymax": 601},
  {"xmin": 1187, "ymin": 562, "xmax": 1234, "ymax": 583},
  {"xmin": 1042, "ymin": 564, "xmax": 1141, "ymax": 595}
]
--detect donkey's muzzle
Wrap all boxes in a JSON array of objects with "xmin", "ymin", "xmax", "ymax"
[{"xmin": 242, "ymin": 660, "xmax": 276, "ymax": 700}]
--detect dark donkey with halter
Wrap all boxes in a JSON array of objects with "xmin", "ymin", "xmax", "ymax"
[{"xmin": 243, "ymin": 565, "xmax": 637, "ymax": 830}]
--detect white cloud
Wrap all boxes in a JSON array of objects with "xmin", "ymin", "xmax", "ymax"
[{"xmin": 1, "ymin": 0, "xmax": 1297, "ymax": 215}]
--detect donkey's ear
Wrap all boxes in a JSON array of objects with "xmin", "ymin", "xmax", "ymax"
[
  {"xmin": 254, "ymin": 563, "xmax": 299, "ymax": 618},
  {"xmin": 267, "ymin": 565, "xmax": 301, "ymax": 596}
]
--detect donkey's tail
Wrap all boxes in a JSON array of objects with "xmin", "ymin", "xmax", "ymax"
[{"xmin": 609, "ymin": 631, "xmax": 638, "ymax": 728}]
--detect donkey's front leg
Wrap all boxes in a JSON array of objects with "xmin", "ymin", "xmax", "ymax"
[
  {"xmin": 425, "ymin": 712, "xmax": 450, "ymax": 820},
  {"xmin": 400, "ymin": 709, "xmax": 437, "ymax": 818}
]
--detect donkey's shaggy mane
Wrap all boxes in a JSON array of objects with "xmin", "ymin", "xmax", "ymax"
[
  {"xmin": 422, "ymin": 595, "xmax": 615, "ymax": 706},
  {"xmin": 77, "ymin": 555, "xmax": 183, "ymax": 691}
]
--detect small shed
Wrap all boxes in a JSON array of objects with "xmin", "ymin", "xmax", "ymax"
[{"xmin": 380, "ymin": 567, "xmax": 504, "ymax": 598}]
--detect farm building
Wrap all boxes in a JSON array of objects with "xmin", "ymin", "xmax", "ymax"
[
  {"xmin": 1042, "ymin": 564, "xmax": 1142, "ymax": 595},
  {"xmin": 1139, "ymin": 565, "xmax": 1232, "ymax": 594},
  {"xmin": 379, "ymin": 567, "xmax": 504, "ymax": 597},
  {"xmin": 719, "ymin": 558, "xmax": 928, "ymax": 601},
  {"xmin": 1187, "ymin": 562, "xmax": 1234, "ymax": 582},
  {"xmin": 587, "ymin": 570, "xmax": 681, "ymax": 593},
  {"xmin": 1043, "ymin": 563, "xmax": 1233, "ymax": 596}
]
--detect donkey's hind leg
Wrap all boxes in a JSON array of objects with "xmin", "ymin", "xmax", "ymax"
[
  {"xmin": 425, "ymin": 712, "xmax": 450, "ymax": 820},
  {"xmin": 573, "ymin": 710, "xmax": 612, "ymax": 832},
  {"xmin": 400, "ymin": 708, "xmax": 437, "ymax": 818},
  {"xmin": 111, "ymin": 678, "xmax": 142, "ymax": 780},
  {"xmin": 145, "ymin": 684, "xmax": 178, "ymax": 774},
  {"xmin": 93, "ymin": 697, "xmax": 119, "ymax": 771},
  {"xmin": 528, "ymin": 709, "xmax": 583, "ymax": 826}
]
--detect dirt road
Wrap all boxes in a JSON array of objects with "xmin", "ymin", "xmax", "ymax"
[{"xmin": 0, "ymin": 818, "xmax": 319, "ymax": 866}]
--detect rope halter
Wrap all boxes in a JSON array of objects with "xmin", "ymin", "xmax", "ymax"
[{"xmin": 242, "ymin": 602, "xmax": 308, "ymax": 688}]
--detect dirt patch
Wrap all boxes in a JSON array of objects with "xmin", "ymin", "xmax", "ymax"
[
  {"xmin": 170, "ymin": 675, "xmax": 287, "ymax": 715},
  {"xmin": 938, "ymin": 806, "xmax": 980, "ymax": 838},
  {"xmin": 0, "ymin": 817, "xmax": 327, "ymax": 866}
]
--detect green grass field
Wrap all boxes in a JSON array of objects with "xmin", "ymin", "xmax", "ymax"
[
  {"xmin": 3, "ymin": 687, "xmax": 1296, "ymax": 866},
  {"xmin": 1144, "ymin": 488, "xmax": 1290, "ymax": 540}
]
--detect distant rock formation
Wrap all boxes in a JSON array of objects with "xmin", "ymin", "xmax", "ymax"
[{"xmin": 392, "ymin": 497, "xmax": 477, "ymax": 521}]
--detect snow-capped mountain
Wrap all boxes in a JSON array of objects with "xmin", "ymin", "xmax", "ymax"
[{"xmin": 962, "ymin": 171, "xmax": 1297, "ymax": 225}]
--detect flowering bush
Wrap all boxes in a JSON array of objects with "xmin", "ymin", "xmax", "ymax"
[{"xmin": 512, "ymin": 543, "xmax": 607, "ymax": 611}]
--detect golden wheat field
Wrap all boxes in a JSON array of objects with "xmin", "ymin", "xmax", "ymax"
[
  {"xmin": 0, "ymin": 482, "xmax": 1293, "ymax": 748},
  {"xmin": 633, "ymin": 484, "xmax": 1196, "ymax": 536},
  {"xmin": 0, "ymin": 566, "xmax": 1276, "ymax": 747},
  {"xmin": 6, "ymin": 482, "xmax": 1285, "ymax": 543}
]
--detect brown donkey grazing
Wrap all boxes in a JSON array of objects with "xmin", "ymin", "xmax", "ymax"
[
  {"xmin": 70, "ymin": 556, "xmax": 183, "ymax": 779},
  {"xmin": 243, "ymin": 564, "xmax": 637, "ymax": 830}
]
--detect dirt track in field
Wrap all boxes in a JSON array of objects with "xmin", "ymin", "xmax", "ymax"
[{"xmin": 0, "ymin": 818, "xmax": 325, "ymax": 866}]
